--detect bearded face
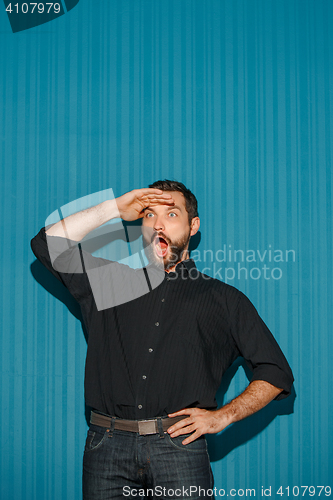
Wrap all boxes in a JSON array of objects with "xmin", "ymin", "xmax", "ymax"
[
  {"xmin": 143, "ymin": 229, "xmax": 191, "ymax": 270},
  {"xmin": 141, "ymin": 190, "xmax": 199, "ymax": 272}
]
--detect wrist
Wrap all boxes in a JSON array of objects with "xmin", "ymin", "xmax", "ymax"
[
  {"xmin": 216, "ymin": 404, "xmax": 237, "ymax": 428},
  {"xmin": 101, "ymin": 199, "xmax": 121, "ymax": 223},
  {"xmin": 113, "ymin": 196, "xmax": 128, "ymax": 220}
]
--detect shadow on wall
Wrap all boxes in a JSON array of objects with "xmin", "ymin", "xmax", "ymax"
[
  {"xmin": 207, "ymin": 360, "xmax": 296, "ymax": 462},
  {"xmin": 30, "ymin": 220, "xmax": 295, "ymax": 455},
  {"xmin": 31, "ymin": 256, "xmax": 92, "ymax": 424}
]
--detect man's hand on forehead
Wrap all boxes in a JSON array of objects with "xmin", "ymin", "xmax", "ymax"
[{"xmin": 116, "ymin": 188, "xmax": 175, "ymax": 221}]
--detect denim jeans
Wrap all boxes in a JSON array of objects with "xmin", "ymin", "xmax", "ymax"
[{"xmin": 82, "ymin": 422, "xmax": 214, "ymax": 500}]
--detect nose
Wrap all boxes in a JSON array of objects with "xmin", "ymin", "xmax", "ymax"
[{"xmin": 153, "ymin": 215, "xmax": 165, "ymax": 232}]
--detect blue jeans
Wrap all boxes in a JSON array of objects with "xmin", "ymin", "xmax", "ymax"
[{"xmin": 82, "ymin": 423, "xmax": 214, "ymax": 499}]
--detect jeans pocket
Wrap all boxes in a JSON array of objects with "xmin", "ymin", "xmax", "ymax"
[
  {"xmin": 166, "ymin": 433, "xmax": 208, "ymax": 453},
  {"xmin": 84, "ymin": 428, "xmax": 109, "ymax": 453}
]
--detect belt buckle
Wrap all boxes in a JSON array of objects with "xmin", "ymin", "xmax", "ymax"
[{"xmin": 138, "ymin": 419, "xmax": 157, "ymax": 435}]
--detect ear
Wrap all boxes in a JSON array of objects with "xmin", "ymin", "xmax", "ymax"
[{"xmin": 190, "ymin": 217, "xmax": 200, "ymax": 237}]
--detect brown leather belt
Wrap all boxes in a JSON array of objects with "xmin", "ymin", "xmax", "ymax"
[{"xmin": 90, "ymin": 411, "xmax": 187, "ymax": 436}]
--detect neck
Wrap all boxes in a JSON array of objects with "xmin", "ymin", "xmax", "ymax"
[{"xmin": 165, "ymin": 250, "xmax": 190, "ymax": 273}]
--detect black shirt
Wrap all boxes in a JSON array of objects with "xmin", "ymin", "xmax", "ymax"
[{"xmin": 31, "ymin": 227, "xmax": 294, "ymax": 420}]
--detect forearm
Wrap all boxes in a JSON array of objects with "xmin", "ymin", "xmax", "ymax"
[
  {"xmin": 44, "ymin": 188, "xmax": 173, "ymax": 241},
  {"xmin": 168, "ymin": 380, "xmax": 283, "ymax": 444},
  {"xmin": 45, "ymin": 199, "xmax": 120, "ymax": 241},
  {"xmin": 216, "ymin": 380, "xmax": 283, "ymax": 428}
]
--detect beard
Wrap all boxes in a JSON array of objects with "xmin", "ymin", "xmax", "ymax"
[{"xmin": 143, "ymin": 229, "xmax": 191, "ymax": 270}]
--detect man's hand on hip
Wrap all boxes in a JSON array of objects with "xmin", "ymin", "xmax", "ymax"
[
  {"xmin": 167, "ymin": 408, "xmax": 229, "ymax": 445},
  {"xmin": 167, "ymin": 380, "xmax": 283, "ymax": 445}
]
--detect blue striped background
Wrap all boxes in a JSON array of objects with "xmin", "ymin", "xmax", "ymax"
[{"xmin": 0, "ymin": 0, "xmax": 332, "ymax": 498}]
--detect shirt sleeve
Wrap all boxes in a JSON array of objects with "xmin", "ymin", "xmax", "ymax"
[
  {"xmin": 31, "ymin": 226, "xmax": 159, "ymax": 310},
  {"xmin": 31, "ymin": 226, "xmax": 102, "ymax": 303},
  {"xmin": 230, "ymin": 290, "xmax": 294, "ymax": 400}
]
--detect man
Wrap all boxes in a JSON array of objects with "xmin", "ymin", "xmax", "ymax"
[{"xmin": 31, "ymin": 180, "xmax": 294, "ymax": 499}]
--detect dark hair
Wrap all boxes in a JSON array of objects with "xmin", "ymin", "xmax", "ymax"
[{"xmin": 149, "ymin": 179, "xmax": 199, "ymax": 223}]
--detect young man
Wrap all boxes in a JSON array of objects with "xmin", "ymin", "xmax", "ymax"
[{"xmin": 31, "ymin": 180, "xmax": 294, "ymax": 500}]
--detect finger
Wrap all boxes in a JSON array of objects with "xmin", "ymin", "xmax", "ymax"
[
  {"xmin": 138, "ymin": 200, "xmax": 175, "ymax": 216},
  {"xmin": 144, "ymin": 194, "xmax": 173, "ymax": 201},
  {"xmin": 167, "ymin": 417, "xmax": 193, "ymax": 435},
  {"xmin": 169, "ymin": 423, "xmax": 196, "ymax": 438},
  {"xmin": 141, "ymin": 197, "xmax": 175, "ymax": 206},
  {"xmin": 168, "ymin": 409, "xmax": 193, "ymax": 418},
  {"xmin": 139, "ymin": 197, "xmax": 175, "ymax": 210},
  {"xmin": 136, "ymin": 188, "xmax": 164, "ymax": 195},
  {"xmin": 181, "ymin": 430, "xmax": 202, "ymax": 445},
  {"xmin": 145, "ymin": 199, "xmax": 175, "ymax": 206},
  {"xmin": 137, "ymin": 188, "xmax": 173, "ymax": 198}
]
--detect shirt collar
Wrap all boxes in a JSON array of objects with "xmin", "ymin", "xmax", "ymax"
[{"xmin": 165, "ymin": 258, "xmax": 197, "ymax": 278}]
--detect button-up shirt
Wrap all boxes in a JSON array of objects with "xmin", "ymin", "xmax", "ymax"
[{"xmin": 31, "ymin": 227, "xmax": 294, "ymax": 420}]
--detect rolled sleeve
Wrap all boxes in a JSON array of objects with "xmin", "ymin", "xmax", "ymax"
[
  {"xmin": 230, "ymin": 292, "xmax": 294, "ymax": 400},
  {"xmin": 31, "ymin": 226, "xmax": 93, "ymax": 303}
]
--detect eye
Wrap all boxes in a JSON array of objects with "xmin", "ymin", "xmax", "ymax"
[
  {"xmin": 146, "ymin": 212, "xmax": 154, "ymax": 218},
  {"xmin": 168, "ymin": 212, "xmax": 177, "ymax": 217}
]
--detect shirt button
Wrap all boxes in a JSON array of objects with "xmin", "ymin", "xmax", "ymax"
[
  {"xmin": 142, "ymin": 375, "xmax": 147, "ymax": 380},
  {"xmin": 148, "ymin": 348, "xmax": 153, "ymax": 353},
  {"xmin": 138, "ymin": 404, "xmax": 143, "ymax": 409},
  {"xmin": 155, "ymin": 322, "xmax": 159, "ymax": 326},
  {"xmin": 161, "ymin": 298, "xmax": 165, "ymax": 302}
]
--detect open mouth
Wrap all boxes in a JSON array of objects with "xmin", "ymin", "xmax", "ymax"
[{"xmin": 154, "ymin": 235, "xmax": 169, "ymax": 258}]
